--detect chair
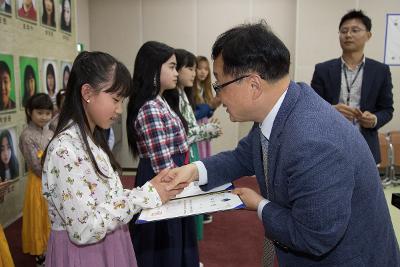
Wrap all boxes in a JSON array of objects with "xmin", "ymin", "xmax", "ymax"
[
  {"xmin": 378, "ymin": 132, "xmax": 393, "ymax": 187},
  {"xmin": 388, "ymin": 131, "xmax": 400, "ymax": 186}
]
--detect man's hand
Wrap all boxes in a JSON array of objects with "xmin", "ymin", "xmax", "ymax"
[
  {"xmin": 150, "ymin": 168, "xmax": 184, "ymax": 203},
  {"xmin": 166, "ymin": 164, "xmax": 199, "ymax": 191},
  {"xmin": 358, "ymin": 110, "xmax": 377, "ymax": 128},
  {"xmin": 333, "ymin": 104, "xmax": 359, "ymax": 121},
  {"xmin": 233, "ymin": 187, "xmax": 264, "ymax": 211}
]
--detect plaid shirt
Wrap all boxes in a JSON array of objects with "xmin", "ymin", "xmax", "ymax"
[{"xmin": 135, "ymin": 96, "xmax": 188, "ymax": 173}]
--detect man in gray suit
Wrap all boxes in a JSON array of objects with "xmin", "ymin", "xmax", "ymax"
[{"xmin": 167, "ymin": 21, "xmax": 400, "ymax": 266}]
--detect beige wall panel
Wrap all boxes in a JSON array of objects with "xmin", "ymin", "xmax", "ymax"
[
  {"xmin": 295, "ymin": 0, "xmax": 356, "ymax": 78},
  {"xmin": 77, "ymin": 0, "xmax": 90, "ymax": 51},
  {"xmin": 88, "ymin": 0, "xmax": 141, "ymax": 67},
  {"xmin": 142, "ymin": 0, "xmax": 196, "ymax": 51},
  {"xmin": 88, "ymin": 0, "xmax": 142, "ymax": 168},
  {"xmin": 253, "ymin": 0, "xmax": 296, "ymax": 79}
]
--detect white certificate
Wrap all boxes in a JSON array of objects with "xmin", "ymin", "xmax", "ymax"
[{"xmin": 136, "ymin": 183, "xmax": 245, "ymax": 224}]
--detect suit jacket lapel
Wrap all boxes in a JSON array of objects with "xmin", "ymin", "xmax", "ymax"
[
  {"xmin": 268, "ymin": 81, "xmax": 300, "ymax": 197},
  {"xmin": 330, "ymin": 58, "xmax": 342, "ymax": 104},
  {"xmin": 360, "ymin": 58, "xmax": 374, "ymax": 110}
]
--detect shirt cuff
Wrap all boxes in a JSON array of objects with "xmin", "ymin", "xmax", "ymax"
[
  {"xmin": 193, "ymin": 161, "xmax": 207, "ymax": 185},
  {"xmin": 257, "ymin": 199, "xmax": 270, "ymax": 220}
]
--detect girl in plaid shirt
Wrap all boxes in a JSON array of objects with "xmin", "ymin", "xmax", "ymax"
[{"xmin": 127, "ymin": 41, "xmax": 199, "ymax": 267}]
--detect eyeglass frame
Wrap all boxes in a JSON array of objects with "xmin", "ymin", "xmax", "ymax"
[
  {"xmin": 212, "ymin": 74, "xmax": 250, "ymax": 94},
  {"xmin": 338, "ymin": 27, "xmax": 368, "ymax": 35}
]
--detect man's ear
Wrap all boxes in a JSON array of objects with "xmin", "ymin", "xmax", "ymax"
[
  {"xmin": 81, "ymin": 83, "xmax": 92, "ymax": 103},
  {"xmin": 366, "ymin": 31, "xmax": 372, "ymax": 41},
  {"xmin": 250, "ymin": 75, "xmax": 263, "ymax": 100}
]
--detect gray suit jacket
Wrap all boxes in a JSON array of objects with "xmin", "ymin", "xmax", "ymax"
[{"xmin": 201, "ymin": 81, "xmax": 399, "ymax": 266}]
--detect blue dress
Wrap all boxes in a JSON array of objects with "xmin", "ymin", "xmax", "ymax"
[{"xmin": 130, "ymin": 154, "xmax": 199, "ymax": 267}]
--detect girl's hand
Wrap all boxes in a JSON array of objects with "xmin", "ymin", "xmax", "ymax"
[{"xmin": 150, "ymin": 168, "xmax": 185, "ymax": 203}]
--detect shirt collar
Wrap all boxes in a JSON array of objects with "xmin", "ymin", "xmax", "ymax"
[
  {"xmin": 259, "ymin": 90, "xmax": 287, "ymax": 140},
  {"xmin": 341, "ymin": 55, "xmax": 365, "ymax": 69}
]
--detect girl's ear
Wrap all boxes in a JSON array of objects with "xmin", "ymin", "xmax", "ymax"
[{"xmin": 81, "ymin": 83, "xmax": 92, "ymax": 103}]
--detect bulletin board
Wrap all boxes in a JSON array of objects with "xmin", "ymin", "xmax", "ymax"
[
  {"xmin": 384, "ymin": 13, "xmax": 400, "ymax": 66},
  {"xmin": 0, "ymin": 0, "xmax": 77, "ymax": 227}
]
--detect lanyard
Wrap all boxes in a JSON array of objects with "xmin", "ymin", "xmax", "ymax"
[{"xmin": 343, "ymin": 62, "xmax": 364, "ymax": 105}]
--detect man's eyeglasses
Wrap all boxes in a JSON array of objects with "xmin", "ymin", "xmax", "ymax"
[
  {"xmin": 339, "ymin": 27, "xmax": 367, "ymax": 35},
  {"xmin": 212, "ymin": 75, "xmax": 250, "ymax": 94}
]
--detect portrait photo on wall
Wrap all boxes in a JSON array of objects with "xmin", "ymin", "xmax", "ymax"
[
  {"xmin": 0, "ymin": 54, "xmax": 17, "ymax": 113},
  {"xmin": 59, "ymin": 0, "xmax": 71, "ymax": 33},
  {"xmin": 0, "ymin": 0, "xmax": 12, "ymax": 16},
  {"xmin": 17, "ymin": 0, "xmax": 38, "ymax": 23},
  {"xmin": 60, "ymin": 61, "xmax": 71, "ymax": 90},
  {"xmin": 19, "ymin": 56, "xmax": 39, "ymax": 108},
  {"xmin": 0, "ymin": 126, "xmax": 19, "ymax": 183},
  {"xmin": 42, "ymin": 59, "xmax": 58, "ymax": 104},
  {"xmin": 40, "ymin": 0, "xmax": 56, "ymax": 29}
]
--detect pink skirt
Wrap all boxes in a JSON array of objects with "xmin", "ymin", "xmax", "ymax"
[
  {"xmin": 197, "ymin": 117, "xmax": 211, "ymax": 159},
  {"xmin": 45, "ymin": 225, "xmax": 137, "ymax": 267}
]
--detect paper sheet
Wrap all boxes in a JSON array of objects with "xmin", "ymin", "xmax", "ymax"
[{"xmin": 136, "ymin": 183, "xmax": 245, "ymax": 223}]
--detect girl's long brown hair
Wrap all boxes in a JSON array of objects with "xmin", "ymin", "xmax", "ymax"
[{"xmin": 193, "ymin": 56, "xmax": 213, "ymax": 106}]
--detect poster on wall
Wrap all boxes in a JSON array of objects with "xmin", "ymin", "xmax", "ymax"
[
  {"xmin": 384, "ymin": 14, "xmax": 400, "ymax": 66},
  {"xmin": 0, "ymin": 126, "xmax": 19, "ymax": 183},
  {"xmin": 42, "ymin": 59, "xmax": 58, "ymax": 104},
  {"xmin": 19, "ymin": 56, "xmax": 39, "ymax": 108},
  {"xmin": 0, "ymin": 53, "xmax": 17, "ymax": 113},
  {"xmin": 60, "ymin": 0, "xmax": 71, "ymax": 34},
  {"xmin": 16, "ymin": 0, "xmax": 38, "ymax": 23},
  {"xmin": 0, "ymin": 0, "xmax": 12, "ymax": 16},
  {"xmin": 40, "ymin": 0, "xmax": 56, "ymax": 29},
  {"xmin": 60, "ymin": 61, "xmax": 71, "ymax": 89}
]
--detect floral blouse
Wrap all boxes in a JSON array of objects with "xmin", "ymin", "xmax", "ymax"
[
  {"xmin": 42, "ymin": 123, "xmax": 162, "ymax": 245},
  {"xmin": 178, "ymin": 88, "xmax": 220, "ymax": 145},
  {"xmin": 19, "ymin": 122, "xmax": 54, "ymax": 177}
]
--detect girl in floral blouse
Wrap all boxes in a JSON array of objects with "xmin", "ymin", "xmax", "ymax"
[
  {"xmin": 126, "ymin": 41, "xmax": 199, "ymax": 267},
  {"xmin": 42, "ymin": 51, "xmax": 175, "ymax": 267},
  {"xmin": 19, "ymin": 93, "xmax": 53, "ymax": 266}
]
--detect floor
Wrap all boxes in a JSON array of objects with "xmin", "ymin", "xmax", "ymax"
[{"xmin": 3, "ymin": 177, "xmax": 400, "ymax": 267}]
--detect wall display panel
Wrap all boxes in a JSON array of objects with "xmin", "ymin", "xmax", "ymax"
[
  {"xmin": 0, "ymin": 0, "xmax": 76, "ymax": 227},
  {"xmin": 60, "ymin": 60, "xmax": 71, "ymax": 89},
  {"xmin": 60, "ymin": 0, "xmax": 71, "ymax": 34},
  {"xmin": 42, "ymin": 58, "xmax": 58, "ymax": 103},
  {"xmin": 0, "ymin": 126, "xmax": 19, "ymax": 183},
  {"xmin": 40, "ymin": 0, "xmax": 56, "ymax": 29},
  {"xmin": 0, "ymin": 0, "xmax": 12, "ymax": 16},
  {"xmin": 19, "ymin": 56, "xmax": 38, "ymax": 108},
  {"xmin": 16, "ymin": 0, "xmax": 38, "ymax": 23},
  {"xmin": 0, "ymin": 53, "xmax": 17, "ymax": 112},
  {"xmin": 0, "ymin": 125, "xmax": 20, "ymax": 219},
  {"xmin": 384, "ymin": 13, "xmax": 400, "ymax": 66}
]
